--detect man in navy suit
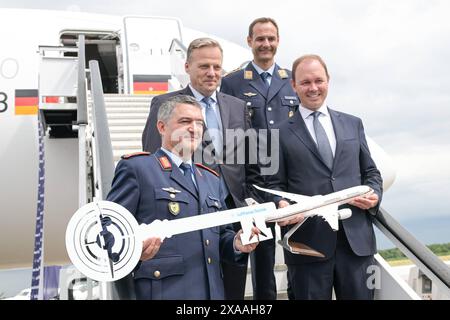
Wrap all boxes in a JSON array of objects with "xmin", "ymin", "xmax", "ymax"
[
  {"xmin": 266, "ymin": 54, "xmax": 383, "ymax": 300},
  {"xmin": 220, "ymin": 17, "xmax": 298, "ymax": 300},
  {"xmin": 107, "ymin": 95, "xmax": 259, "ymax": 299},
  {"xmin": 141, "ymin": 38, "xmax": 262, "ymax": 299}
]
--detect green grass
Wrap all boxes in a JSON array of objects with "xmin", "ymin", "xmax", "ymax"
[{"xmin": 378, "ymin": 243, "xmax": 450, "ymax": 262}]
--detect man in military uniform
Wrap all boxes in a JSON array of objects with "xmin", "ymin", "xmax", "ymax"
[
  {"xmin": 107, "ymin": 95, "xmax": 259, "ymax": 300},
  {"xmin": 220, "ymin": 17, "xmax": 298, "ymax": 300}
]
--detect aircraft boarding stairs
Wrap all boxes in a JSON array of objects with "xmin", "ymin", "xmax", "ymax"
[{"xmin": 87, "ymin": 94, "xmax": 154, "ymax": 165}]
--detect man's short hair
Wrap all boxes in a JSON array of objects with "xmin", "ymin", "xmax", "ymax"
[
  {"xmin": 157, "ymin": 95, "xmax": 202, "ymax": 123},
  {"xmin": 186, "ymin": 37, "xmax": 223, "ymax": 62},
  {"xmin": 248, "ymin": 17, "xmax": 279, "ymax": 38},
  {"xmin": 291, "ymin": 54, "xmax": 330, "ymax": 82}
]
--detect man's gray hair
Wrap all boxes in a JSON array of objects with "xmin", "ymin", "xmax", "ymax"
[
  {"xmin": 186, "ymin": 37, "xmax": 223, "ymax": 62},
  {"xmin": 157, "ymin": 95, "xmax": 202, "ymax": 123}
]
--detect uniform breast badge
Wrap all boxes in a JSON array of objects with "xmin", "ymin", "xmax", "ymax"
[{"xmin": 168, "ymin": 202, "xmax": 180, "ymax": 216}]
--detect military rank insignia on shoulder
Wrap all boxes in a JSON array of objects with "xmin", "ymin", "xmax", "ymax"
[
  {"xmin": 278, "ymin": 69, "xmax": 288, "ymax": 79},
  {"xmin": 121, "ymin": 151, "xmax": 150, "ymax": 159},
  {"xmin": 195, "ymin": 163, "xmax": 219, "ymax": 177}
]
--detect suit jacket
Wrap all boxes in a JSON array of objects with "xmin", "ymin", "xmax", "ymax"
[
  {"xmin": 141, "ymin": 86, "xmax": 263, "ymax": 208},
  {"xmin": 221, "ymin": 63, "xmax": 299, "ymax": 130},
  {"xmin": 266, "ymin": 107, "xmax": 383, "ymax": 265},
  {"xmin": 106, "ymin": 149, "xmax": 240, "ymax": 299}
]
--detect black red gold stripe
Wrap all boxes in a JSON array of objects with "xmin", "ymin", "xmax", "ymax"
[
  {"xmin": 15, "ymin": 89, "xmax": 39, "ymax": 115},
  {"xmin": 133, "ymin": 75, "xmax": 170, "ymax": 95}
]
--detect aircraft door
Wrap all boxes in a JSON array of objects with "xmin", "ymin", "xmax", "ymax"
[{"xmin": 123, "ymin": 16, "xmax": 182, "ymax": 94}]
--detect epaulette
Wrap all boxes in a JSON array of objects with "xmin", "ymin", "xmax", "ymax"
[
  {"xmin": 121, "ymin": 151, "xmax": 150, "ymax": 159},
  {"xmin": 223, "ymin": 66, "xmax": 242, "ymax": 78},
  {"xmin": 195, "ymin": 163, "xmax": 219, "ymax": 177}
]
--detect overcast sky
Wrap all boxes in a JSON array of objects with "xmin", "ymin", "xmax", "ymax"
[{"xmin": 2, "ymin": 0, "xmax": 450, "ymax": 244}]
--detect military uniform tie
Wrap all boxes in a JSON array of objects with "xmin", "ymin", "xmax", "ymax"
[
  {"xmin": 179, "ymin": 162, "xmax": 197, "ymax": 192},
  {"xmin": 260, "ymin": 72, "xmax": 270, "ymax": 92}
]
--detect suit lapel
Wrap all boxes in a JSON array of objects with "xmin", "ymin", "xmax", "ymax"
[
  {"xmin": 328, "ymin": 108, "xmax": 344, "ymax": 167},
  {"xmin": 194, "ymin": 165, "xmax": 208, "ymax": 208},
  {"xmin": 248, "ymin": 64, "xmax": 268, "ymax": 98},
  {"xmin": 216, "ymin": 92, "xmax": 230, "ymax": 133},
  {"xmin": 288, "ymin": 111, "xmax": 331, "ymax": 170},
  {"xmin": 266, "ymin": 65, "xmax": 284, "ymax": 103}
]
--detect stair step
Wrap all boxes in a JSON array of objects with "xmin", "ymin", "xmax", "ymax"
[
  {"xmin": 109, "ymin": 126, "xmax": 144, "ymax": 134},
  {"xmin": 110, "ymin": 132, "xmax": 142, "ymax": 141},
  {"xmin": 107, "ymin": 118, "xmax": 147, "ymax": 126},
  {"xmin": 111, "ymin": 140, "xmax": 142, "ymax": 149},
  {"xmin": 104, "ymin": 102, "xmax": 150, "ymax": 108},
  {"xmin": 107, "ymin": 113, "xmax": 148, "ymax": 120},
  {"xmin": 89, "ymin": 107, "xmax": 148, "ymax": 114}
]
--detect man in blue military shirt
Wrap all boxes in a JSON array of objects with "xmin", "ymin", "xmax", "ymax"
[
  {"xmin": 220, "ymin": 17, "xmax": 298, "ymax": 300},
  {"xmin": 107, "ymin": 95, "xmax": 259, "ymax": 300}
]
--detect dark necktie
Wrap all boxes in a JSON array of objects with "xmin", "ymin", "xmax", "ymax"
[
  {"xmin": 312, "ymin": 111, "xmax": 334, "ymax": 170},
  {"xmin": 260, "ymin": 72, "xmax": 270, "ymax": 90},
  {"xmin": 179, "ymin": 162, "xmax": 197, "ymax": 192}
]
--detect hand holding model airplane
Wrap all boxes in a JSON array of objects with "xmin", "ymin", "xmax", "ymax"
[{"xmin": 65, "ymin": 185, "xmax": 373, "ymax": 281}]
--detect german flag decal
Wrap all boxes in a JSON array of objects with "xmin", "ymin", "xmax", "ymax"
[
  {"xmin": 15, "ymin": 89, "xmax": 38, "ymax": 115},
  {"xmin": 133, "ymin": 75, "xmax": 171, "ymax": 95}
]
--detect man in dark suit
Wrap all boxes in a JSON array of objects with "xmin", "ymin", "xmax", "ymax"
[
  {"xmin": 107, "ymin": 95, "xmax": 259, "ymax": 299},
  {"xmin": 266, "ymin": 54, "xmax": 383, "ymax": 300},
  {"xmin": 141, "ymin": 38, "xmax": 262, "ymax": 299},
  {"xmin": 220, "ymin": 17, "xmax": 298, "ymax": 300}
]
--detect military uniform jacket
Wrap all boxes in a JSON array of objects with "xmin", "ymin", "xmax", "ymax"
[
  {"xmin": 106, "ymin": 149, "xmax": 240, "ymax": 300},
  {"xmin": 221, "ymin": 63, "xmax": 299, "ymax": 130},
  {"xmin": 266, "ymin": 108, "xmax": 383, "ymax": 265}
]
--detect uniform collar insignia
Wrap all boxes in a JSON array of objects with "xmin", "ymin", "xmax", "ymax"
[
  {"xmin": 278, "ymin": 69, "xmax": 288, "ymax": 79},
  {"xmin": 158, "ymin": 156, "xmax": 172, "ymax": 170},
  {"xmin": 244, "ymin": 70, "xmax": 253, "ymax": 80}
]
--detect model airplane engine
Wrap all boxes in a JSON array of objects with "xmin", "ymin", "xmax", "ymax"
[{"xmin": 337, "ymin": 208, "xmax": 352, "ymax": 220}]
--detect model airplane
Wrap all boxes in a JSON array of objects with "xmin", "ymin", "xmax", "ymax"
[
  {"xmin": 253, "ymin": 184, "xmax": 373, "ymax": 257},
  {"xmin": 65, "ymin": 185, "xmax": 373, "ymax": 281}
]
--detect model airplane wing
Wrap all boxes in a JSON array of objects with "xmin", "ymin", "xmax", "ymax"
[{"xmin": 253, "ymin": 184, "xmax": 311, "ymax": 203}]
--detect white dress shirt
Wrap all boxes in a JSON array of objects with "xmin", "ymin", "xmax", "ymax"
[{"xmin": 298, "ymin": 103, "xmax": 337, "ymax": 156}]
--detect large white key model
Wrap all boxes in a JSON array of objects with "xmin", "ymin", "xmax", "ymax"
[{"xmin": 65, "ymin": 185, "xmax": 373, "ymax": 281}]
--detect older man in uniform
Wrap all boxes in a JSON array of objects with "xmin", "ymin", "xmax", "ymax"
[
  {"xmin": 220, "ymin": 17, "xmax": 298, "ymax": 300},
  {"xmin": 107, "ymin": 95, "xmax": 259, "ymax": 300}
]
